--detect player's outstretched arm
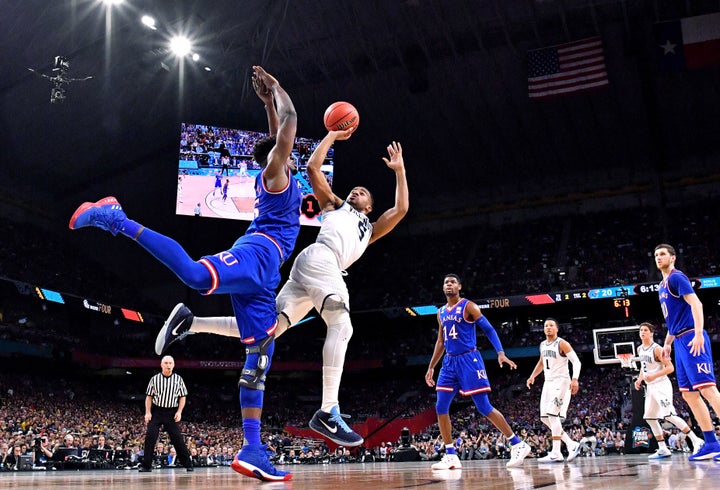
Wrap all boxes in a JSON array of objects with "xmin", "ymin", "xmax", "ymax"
[
  {"xmin": 253, "ymin": 66, "xmax": 296, "ymax": 190},
  {"xmin": 253, "ymin": 70, "xmax": 278, "ymax": 136},
  {"xmin": 370, "ymin": 142, "xmax": 408, "ymax": 244},
  {"xmin": 307, "ymin": 128, "xmax": 354, "ymax": 211}
]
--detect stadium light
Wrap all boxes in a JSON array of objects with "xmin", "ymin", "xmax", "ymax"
[
  {"xmin": 141, "ymin": 15, "xmax": 157, "ymax": 30},
  {"xmin": 169, "ymin": 36, "xmax": 192, "ymax": 57}
]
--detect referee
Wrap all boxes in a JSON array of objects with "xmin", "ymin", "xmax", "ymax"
[{"xmin": 139, "ymin": 355, "xmax": 193, "ymax": 472}]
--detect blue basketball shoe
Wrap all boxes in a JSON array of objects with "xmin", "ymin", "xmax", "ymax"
[
  {"xmin": 309, "ymin": 406, "xmax": 364, "ymax": 446},
  {"xmin": 231, "ymin": 444, "xmax": 292, "ymax": 482},
  {"xmin": 69, "ymin": 196, "xmax": 127, "ymax": 236},
  {"xmin": 688, "ymin": 441, "xmax": 720, "ymax": 461}
]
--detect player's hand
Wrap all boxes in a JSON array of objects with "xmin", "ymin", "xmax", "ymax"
[
  {"xmin": 498, "ymin": 352, "xmax": 517, "ymax": 370},
  {"xmin": 252, "ymin": 66, "xmax": 279, "ymax": 92},
  {"xmin": 662, "ymin": 344, "xmax": 672, "ymax": 360},
  {"xmin": 252, "ymin": 71, "xmax": 273, "ymax": 105},
  {"xmin": 425, "ymin": 368, "xmax": 435, "ymax": 387},
  {"xmin": 688, "ymin": 334, "xmax": 705, "ymax": 356},
  {"xmin": 570, "ymin": 378, "xmax": 579, "ymax": 395},
  {"xmin": 382, "ymin": 141, "xmax": 404, "ymax": 172},
  {"xmin": 526, "ymin": 377, "xmax": 534, "ymax": 389},
  {"xmin": 330, "ymin": 127, "xmax": 356, "ymax": 141}
]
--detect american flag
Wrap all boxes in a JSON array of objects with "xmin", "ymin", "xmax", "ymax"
[{"xmin": 527, "ymin": 37, "xmax": 608, "ymax": 99}]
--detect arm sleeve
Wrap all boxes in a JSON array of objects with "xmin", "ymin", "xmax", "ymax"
[
  {"xmin": 475, "ymin": 316, "xmax": 504, "ymax": 353},
  {"xmin": 566, "ymin": 350, "xmax": 581, "ymax": 379}
]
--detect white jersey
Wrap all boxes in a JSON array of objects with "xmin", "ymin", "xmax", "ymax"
[
  {"xmin": 541, "ymin": 337, "xmax": 570, "ymax": 381},
  {"xmin": 316, "ymin": 201, "xmax": 372, "ymax": 270},
  {"xmin": 638, "ymin": 342, "xmax": 667, "ymax": 385}
]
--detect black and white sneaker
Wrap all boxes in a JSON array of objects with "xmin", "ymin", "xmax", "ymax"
[
  {"xmin": 155, "ymin": 303, "xmax": 195, "ymax": 355},
  {"xmin": 309, "ymin": 406, "xmax": 364, "ymax": 446}
]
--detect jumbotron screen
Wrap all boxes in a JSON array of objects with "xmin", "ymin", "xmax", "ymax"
[{"xmin": 177, "ymin": 123, "xmax": 334, "ymax": 227}]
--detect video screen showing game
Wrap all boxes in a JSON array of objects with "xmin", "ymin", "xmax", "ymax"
[{"xmin": 177, "ymin": 123, "xmax": 334, "ymax": 227}]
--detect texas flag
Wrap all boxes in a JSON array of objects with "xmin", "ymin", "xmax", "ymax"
[{"xmin": 653, "ymin": 12, "xmax": 720, "ymax": 71}]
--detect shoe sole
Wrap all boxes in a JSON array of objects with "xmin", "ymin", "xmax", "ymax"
[
  {"xmin": 648, "ymin": 454, "xmax": 672, "ymax": 460},
  {"xmin": 689, "ymin": 451, "xmax": 720, "ymax": 461},
  {"xmin": 155, "ymin": 303, "xmax": 186, "ymax": 355},
  {"xmin": 68, "ymin": 196, "xmax": 120, "ymax": 230},
  {"xmin": 309, "ymin": 420, "xmax": 364, "ymax": 447},
  {"xmin": 538, "ymin": 458, "xmax": 564, "ymax": 463},
  {"xmin": 231, "ymin": 459, "xmax": 292, "ymax": 481},
  {"xmin": 431, "ymin": 464, "xmax": 461, "ymax": 470}
]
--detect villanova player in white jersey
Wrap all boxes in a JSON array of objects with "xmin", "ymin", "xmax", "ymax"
[
  {"xmin": 634, "ymin": 322, "xmax": 703, "ymax": 459},
  {"xmin": 425, "ymin": 274, "xmax": 531, "ymax": 470},
  {"xmin": 526, "ymin": 318, "xmax": 582, "ymax": 463},
  {"xmin": 156, "ymin": 131, "xmax": 409, "ymax": 447}
]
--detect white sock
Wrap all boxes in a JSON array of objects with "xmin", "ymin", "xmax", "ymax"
[
  {"xmin": 561, "ymin": 431, "xmax": 575, "ymax": 447},
  {"xmin": 319, "ymin": 320, "xmax": 352, "ymax": 412},
  {"xmin": 191, "ymin": 316, "xmax": 239, "ymax": 337},
  {"xmin": 321, "ymin": 367, "xmax": 343, "ymax": 412}
]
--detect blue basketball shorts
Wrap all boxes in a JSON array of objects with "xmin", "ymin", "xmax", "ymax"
[
  {"xmin": 436, "ymin": 350, "xmax": 492, "ymax": 396},
  {"xmin": 199, "ymin": 234, "xmax": 282, "ymax": 344},
  {"xmin": 674, "ymin": 330, "xmax": 716, "ymax": 392}
]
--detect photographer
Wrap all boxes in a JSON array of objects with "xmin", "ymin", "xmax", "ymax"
[{"xmin": 34, "ymin": 436, "xmax": 53, "ymax": 467}]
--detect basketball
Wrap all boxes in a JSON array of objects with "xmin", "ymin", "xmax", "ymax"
[{"xmin": 323, "ymin": 101, "xmax": 359, "ymax": 132}]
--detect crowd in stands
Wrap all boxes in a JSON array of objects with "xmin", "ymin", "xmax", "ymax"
[{"xmin": 3, "ymin": 350, "xmax": 717, "ymax": 471}]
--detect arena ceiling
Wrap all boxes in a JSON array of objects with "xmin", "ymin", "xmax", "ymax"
[{"xmin": 1, "ymin": 0, "xmax": 718, "ymax": 307}]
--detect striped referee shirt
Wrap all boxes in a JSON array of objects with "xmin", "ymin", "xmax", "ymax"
[{"xmin": 146, "ymin": 373, "xmax": 188, "ymax": 408}]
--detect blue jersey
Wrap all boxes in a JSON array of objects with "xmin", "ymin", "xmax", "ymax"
[
  {"xmin": 439, "ymin": 298, "xmax": 476, "ymax": 355},
  {"xmin": 245, "ymin": 169, "xmax": 302, "ymax": 262},
  {"xmin": 658, "ymin": 269, "xmax": 695, "ymax": 336},
  {"xmin": 214, "ymin": 174, "xmax": 222, "ymax": 187}
]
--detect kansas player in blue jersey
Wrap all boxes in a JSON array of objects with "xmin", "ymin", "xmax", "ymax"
[
  {"xmin": 425, "ymin": 274, "xmax": 531, "ymax": 470},
  {"xmin": 69, "ymin": 66, "xmax": 299, "ymax": 482},
  {"xmin": 655, "ymin": 244, "xmax": 720, "ymax": 461}
]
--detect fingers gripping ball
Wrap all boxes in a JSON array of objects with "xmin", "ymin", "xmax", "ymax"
[{"xmin": 323, "ymin": 101, "xmax": 359, "ymax": 132}]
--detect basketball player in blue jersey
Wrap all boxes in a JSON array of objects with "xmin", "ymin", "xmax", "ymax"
[
  {"xmin": 155, "ymin": 129, "xmax": 409, "ymax": 448},
  {"xmin": 654, "ymin": 243, "xmax": 720, "ymax": 461},
  {"xmin": 425, "ymin": 274, "xmax": 531, "ymax": 470},
  {"xmin": 69, "ymin": 66, "xmax": 300, "ymax": 482},
  {"xmin": 213, "ymin": 172, "xmax": 222, "ymax": 196}
]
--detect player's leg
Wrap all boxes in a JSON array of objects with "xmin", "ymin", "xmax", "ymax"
[
  {"xmin": 457, "ymin": 352, "xmax": 529, "ymax": 468},
  {"xmin": 654, "ymin": 378, "xmax": 704, "ymax": 453},
  {"xmin": 233, "ymin": 336, "xmax": 291, "ymax": 482},
  {"xmin": 675, "ymin": 336, "xmax": 720, "ymax": 460},
  {"xmin": 431, "ymin": 368, "xmax": 461, "ymax": 471},
  {"xmin": 69, "ymin": 197, "xmax": 212, "ymax": 290}
]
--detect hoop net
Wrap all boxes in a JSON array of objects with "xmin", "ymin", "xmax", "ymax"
[{"xmin": 616, "ymin": 353, "xmax": 634, "ymax": 369}]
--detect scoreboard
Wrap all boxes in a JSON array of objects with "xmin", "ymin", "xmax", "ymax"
[{"xmin": 407, "ymin": 275, "xmax": 720, "ymax": 316}]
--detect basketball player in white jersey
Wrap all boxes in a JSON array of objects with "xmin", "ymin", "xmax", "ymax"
[
  {"xmin": 634, "ymin": 322, "xmax": 704, "ymax": 459},
  {"xmin": 526, "ymin": 318, "xmax": 582, "ymax": 463},
  {"xmin": 155, "ymin": 128, "xmax": 408, "ymax": 447}
]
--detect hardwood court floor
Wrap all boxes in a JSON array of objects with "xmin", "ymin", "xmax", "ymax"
[{"xmin": 2, "ymin": 454, "xmax": 717, "ymax": 489}]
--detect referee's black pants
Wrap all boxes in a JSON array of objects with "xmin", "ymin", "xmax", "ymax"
[{"xmin": 142, "ymin": 406, "xmax": 192, "ymax": 469}]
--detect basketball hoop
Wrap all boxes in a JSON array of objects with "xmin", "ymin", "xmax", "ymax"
[{"xmin": 616, "ymin": 353, "xmax": 634, "ymax": 369}]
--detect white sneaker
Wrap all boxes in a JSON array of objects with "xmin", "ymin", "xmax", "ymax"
[
  {"xmin": 507, "ymin": 441, "xmax": 531, "ymax": 468},
  {"xmin": 648, "ymin": 448, "xmax": 672, "ymax": 460},
  {"xmin": 566, "ymin": 442, "xmax": 581, "ymax": 462},
  {"xmin": 538, "ymin": 452, "xmax": 564, "ymax": 463},
  {"xmin": 431, "ymin": 453, "xmax": 462, "ymax": 470}
]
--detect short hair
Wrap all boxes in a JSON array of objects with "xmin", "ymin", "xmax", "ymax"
[
  {"xmin": 253, "ymin": 136, "xmax": 277, "ymax": 167},
  {"xmin": 654, "ymin": 243, "xmax": 676, "ymax": 256},
  {"xmin": 640, "ymin": 321, "xmax": 656, "ymax": 333},
  {"xmin": 544, "ymin": 317, "xmax": 558, "ymax": 327},
  {"xmin": 444, "ymin": 273, "xmax": 461, "ymax": 283}
]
